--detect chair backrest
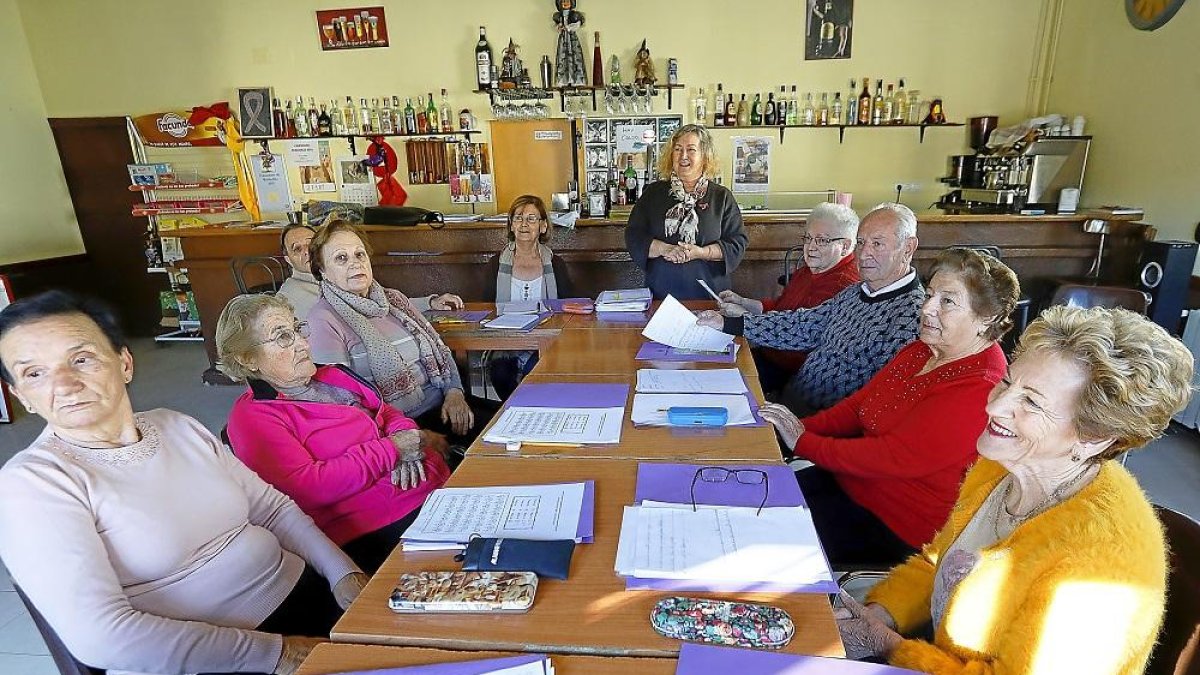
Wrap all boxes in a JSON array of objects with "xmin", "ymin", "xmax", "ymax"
[
  {"xmin": 12, "ymin": 583, "xmax": 104, "ymax": 675},
  {"xmin": 230, "ymin": 256, "xmax": 288, "ymax": 295},
  {"xmin": 1146, "ymin": 504, "xmax": 1200, "ymax": 675},
  {"xmin": 781, "ymin": 244, "xmax": 805, "ymax": 286},
  {"xmin": 1050, "ymin": 283, "xmax": 1150, "ymax": 314}
]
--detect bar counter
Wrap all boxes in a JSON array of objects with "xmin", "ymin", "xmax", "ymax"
[{"xmin": 175, "ymin": 211, "xmax": 1148, "ymax": 377}]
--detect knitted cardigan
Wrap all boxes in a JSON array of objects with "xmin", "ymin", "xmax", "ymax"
[
  {"xmin": 727, "ymin": 275, "xmax": 924, "ymax": 412},
  {"xmin": 869, "ymin": 458, "xmax": 1167, "ymax": 675}
]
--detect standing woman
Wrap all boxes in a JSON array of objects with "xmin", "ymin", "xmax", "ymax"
[
  {"xmin": 625, "ymin": 124, "xmax": 747, "ymax": 300},
  {"xmin": 483, "ymin": 194, "xmax": 575, "ymax": 399}
]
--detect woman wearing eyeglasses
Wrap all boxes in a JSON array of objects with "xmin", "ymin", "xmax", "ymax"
[
  {"xmin": 482, "ymin": 195, "xmax": 576, "ymax": 399},
  {"xmin": 219, "ymin": 294, "xmax": 451, "ymax": 573}
]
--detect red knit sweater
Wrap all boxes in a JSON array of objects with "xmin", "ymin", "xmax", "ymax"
[
  {"xmin": 794, "ymin": 340, "xmax": 1007, "ymax": 548},
  {"xmin": 759, "ymin": 254, "xmax": 860, "ymax": 373}
]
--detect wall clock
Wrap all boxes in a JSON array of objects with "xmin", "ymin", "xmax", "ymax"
[{"xmin": 1126, "ymin": 0, "xmax": 1187, "ymax": 30}]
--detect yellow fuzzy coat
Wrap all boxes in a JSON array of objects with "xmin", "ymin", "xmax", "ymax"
[{"xmin": 867, "ymin": 458, "xmax": 1166, "ymax": 674}]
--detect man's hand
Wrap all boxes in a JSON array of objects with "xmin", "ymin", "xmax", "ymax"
[
  {"xmin": 441, "ymin": 388, "xmax": 474, "ymax": 436},
  {"xmin": 431, "ymin": 293, "xmax": 464, "ymax": 311}
]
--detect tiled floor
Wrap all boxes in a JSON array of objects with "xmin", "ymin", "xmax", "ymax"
[{"xmin": 2, "ymin": 339, "xmax": 1200, "ymax": 672}]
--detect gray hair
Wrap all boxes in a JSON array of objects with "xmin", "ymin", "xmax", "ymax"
[
  {"xmin": 215, "ymin": 294, "xmax": 295, "ymax": 381},
  {"xmin": 867, "ymin": 202, "xmax": 918, "ymax": 240},
  {"xmin": 807, "ymin": 202, "xmax": 860, "ymax": 239}
]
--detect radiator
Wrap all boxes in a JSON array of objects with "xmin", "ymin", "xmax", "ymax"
[{"xmin": 1173, "ymin": 310, "xmax": 1200, "ymax": 429}]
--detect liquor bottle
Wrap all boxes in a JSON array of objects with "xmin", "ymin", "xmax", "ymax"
[
  {"xmin": 760, "ymin": 92, "xmax": 774, "ymax": 126},
  {"xmin": 317, "ymin": 104, "xmax": 332, "ymax": 136},
  {"xmin": 724, "ymin": 94, "xmax": 737, "ymax": 127},
  {"xmin": 736, "ymin": 94, "xmax": 749, "ymax": 127},
  {"xmin": 293, "ymin": 96, "xmax": 310, "ymax": 137},
  {"xmin": 787, "ymin": 85, "xmax": 799, "ymax": 125},
  {"xmin": 426, "ymin": 94, "xmax": 438, "ymax": 133},
  {"xmin": 801, "ymin": 93, "xmax": 815, "ymax": 126},
  {"xmin": 404, "ymin": 98, "xmax": 417, "ymax": 135},
  {"xmin": 847, "ymin": 79, "xmax": 859, "ymax": 126},
  {"xmin": 476, "ymin": 26, "xmax": 494, "ymax": 90},
  {"xmin": 893, "ymin": 78, "xmax": 908, "ymax": 124},
  {"xmin": 609, "ymin": 54, "xmax": 622, "ymax": 85},
  {"xmin": 830, "ymin": 92, "xmax": 843, "ymax": 127},
  {"xmin": 368, "ymin": 98, "xmax": 382, "ymax": 134},
  {"xmin": 331, "ymin": 99, "xmax": 347, "ymax": 136},
  {"xmin": 592, "ymin": 32, "xmax": 605, "ymax": 88},
  {"xmin": 415, "ymin": 95, "xmax": 428, "ymax": 134},
  {"xmin": 272, "ymin": 98, "xmax": 288, "ymax": 138},
  {"xmin": 694, "ymin": 88, "xmax": 707, "ymax": 125},
  {"xmin": 622, "ymin": 158, "xmax": 638, "ymax": 204},
  {"xmin": 871, "ymin": 80, "xmax": 885, "ymax": 125},
  {"xmin": 378, "ymin": 98, "xmax": 394, "ymax": 134},
  {"xmin": 712, "ymin": 84, "xmax": 724, "ymax": 126},
  {"xmin": 816, "ymin": 92, "xmax": 830, "ymax": 126},
  {"xmin": 857, "ymin": 78, "xmax": 871, "ymax": 125},
  {"xmin": 358, "ymin": 97, "xmax": 372, "ymax": 133},
  {"xmin": 750, "ymin": 93, "xmax": 762, "ymax": 126},
  {"xmin": 882, "ymin": 84, "xmax": 896, "ymax": 125},
  {"xmin": 608, "ymin": 166, "xmax": 622, "ymax": 206},
  {"xmin": 390, "ymin": 96, "xmax": 403, "ymax": 134},
  {"xmin": 307, "ymin": 97, "xmax": 320, "ymax": 135},
  {"xmin": 440, "ymin": 89, "xmax": 453, "ymax": 132},
  {"xmin": 344, "ymin": 97, "xmax": 360, "ymax": 135}
]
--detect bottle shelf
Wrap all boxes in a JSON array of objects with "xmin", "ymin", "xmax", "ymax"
[
  {"xmin": 707, "ymin": 122, "xmax": 964, "ymax": 144},
  {"xmin": 259, "ymin": 131, "xmax": 479, "ymax": 154},
  {"xmin": 475, "ymin": 83, "xmax": 683, "ymax": 113}
]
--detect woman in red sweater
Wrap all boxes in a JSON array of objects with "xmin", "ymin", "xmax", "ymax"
[
  {"xmin": 717, "ymin": 202, "xmax": 861, "ymax": 393},
  {"xmin": 761, "ymin": 248, "xmax": 1018, "ymax": 567}
]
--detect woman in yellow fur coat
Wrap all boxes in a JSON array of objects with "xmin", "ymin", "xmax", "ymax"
[{"xmin": 835, "ymin": 305, "xmax": 1193, "ymax": 674}]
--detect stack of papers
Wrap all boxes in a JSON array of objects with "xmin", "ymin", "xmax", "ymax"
[
  {"xmin": 341, "ymin": 653, "xmax": 555, "ymax": 675},
  {"xmin": 635, "ymin": 368, "xmax": 748, "ymax": 394},
  {"xmin": 632, "ymin": 369, "xmax": 759, "ymax": 427},
  {"xmin": 635, "ymin": 341, "xmax": 741, "ymax": 363},
  {"xmin": 402, "ymin": 482, "xmax": 594, "ymax": 552},
  {"xmin": 642, "ymin": 295, "xmax": 734, "ymax": 352},
  {"xmin": 482, "ymin": 383, "xmax": 628, "ymax": 446},
  {"xmin": 497, "ymin": 300, "xmax": 544, "ymax": 314},
  {"xmin": 630, "ymin": 394, "xmax": 758, "ymax": 427},
  {"xmin": 483, "ymin": 314, "xmax": 544, "ymax": 331},
  {"xmin": 675, "ymin": 643, "xmax": 922, "ymax": 674},
  {"xmin": 596, "ymin": 288, "xmax": 652, "ymax": 312}
]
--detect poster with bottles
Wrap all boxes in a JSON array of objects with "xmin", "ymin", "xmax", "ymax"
[
  {"xmin": 732, "ymin": 136, "xmax": 772, "ymax": 194},
  {"xmin": 316, "ymin": 7, "xmax": 389, "ymax": 51},
  {"xmin": 805, "ymin": 0, "xmax": 853, "ymax": 60}
]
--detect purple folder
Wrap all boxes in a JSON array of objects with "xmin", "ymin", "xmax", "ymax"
[
  {"xmin": 543, "ymin": 297, "xmax": 593, "ymax": 314},
  {"xmin": 334, "ymin": 653, "xmax": 550, "ymax": 675},
  {"xmin": 505, "ymin": 383, "xmax": 630, "ymax": 409},
  {"xmin": 425, "ymin": 310, "xmax": 491, "ymax": 323},
  {"xmin": 576, "ymin": 479, "xmax": 595, "ymax": 542},
  {"xmin": 675, "ymin": 644, "xmax": 922, "ymax": 674},
  {"xmin": 595, "ymin": 311, "xmax": 651, "ymax": 324},
  {"xmin": 635, "ymin": 341, "xmax": 737, "ymax": 363}
]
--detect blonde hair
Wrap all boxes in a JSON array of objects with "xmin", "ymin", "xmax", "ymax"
[
  {"xmin": 1015, "ymin": 305, "xmax": 1194, "ymax": 457},
  {"xmin": 656, "ymin": 124, "xmax": 720, "ymax": 180},
  {"xmin": 215, "ymin": 293, "xmax": 295, "ymax": 381}
]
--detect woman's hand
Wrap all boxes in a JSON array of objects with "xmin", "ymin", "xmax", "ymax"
[
  {"xmin": 760, "ymin": 403, "xmax": 805, "ymax": 450},
  {"xmin": 834, "ymin": 591, "xmax": 903, "ymax": 661},
  {"xmin": 274, "ymin": 636, "xmax": 325, "ymax": 675},
  {"xmin": 662, "ymin": 245, "xmax": 690, "ymax": 263},
  {"xmin": 695, "ymin": 310, "xmax": 725, "ymax": 330},
  {"xmin": 442, "ymin": 388, "xmax": 474, "ymax": 436},
  {"xmin": 331, "ymin": 571, "xmax": 370, "ymax": 610},
  {"xmin": 648, "ymin": 239, "xmax": 674, "ymax": 259},
  {"xmin": 431, "ymin": 293, "xmax": 464, "ymax": 311},
  {"xmin": 389, "ymin": 430, "xmax": 428, "ymax": 490}
]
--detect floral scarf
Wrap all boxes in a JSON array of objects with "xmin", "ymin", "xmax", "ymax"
[{"xmin": 663, "ymin": 173, "xmax": 709, "ymax": 245}]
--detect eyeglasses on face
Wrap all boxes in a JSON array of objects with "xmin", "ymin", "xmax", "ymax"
[
  {"xmin": 690, "ymin": 466, "xmax": 770, "ymax": 516},
  {"xmin": 801, "ymin": 235, "xmax": 848, "ymax": 248},
  {"xmin": 252, "ymin": 321, "xmax": 310, "ymax": 350},
  {"xmin": 512, "ymin": 215, "xmax": 544, "ymax": 225}
]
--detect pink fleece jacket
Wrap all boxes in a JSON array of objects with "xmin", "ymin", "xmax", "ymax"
[{"xmin": 227, "ymin": 365, "xmax": 450, "ymax": 545}]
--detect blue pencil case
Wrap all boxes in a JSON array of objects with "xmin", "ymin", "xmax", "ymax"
[{"xmin": 667, "ymin": 406, "xmax": 729, "ymax": 427}]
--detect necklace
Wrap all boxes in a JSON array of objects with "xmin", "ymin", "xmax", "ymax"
[{"xmin": 991, "ymin": 466, "xmax": 1096, "ymax": 539}]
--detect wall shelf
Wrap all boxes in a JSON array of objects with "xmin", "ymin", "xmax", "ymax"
[
  {"xmin": 259, "ymin": 130, "xmax": 481, "ymax": 154},
  {"xmin": 476, "ymin": 83, "xmax": 683, "ymax": 114},
  {"xmin": 708, "ymin": 122, "xmax": 964, "ymax": 144}
]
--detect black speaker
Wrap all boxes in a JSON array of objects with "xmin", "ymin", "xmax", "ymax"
[{"xmin": 1136, "ymin": 240, "xmax": 1197, "ymax": 334}]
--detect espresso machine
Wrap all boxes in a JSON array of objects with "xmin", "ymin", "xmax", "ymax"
[{"xmin": 939, "ymin": 116, "xmax": 1091, "ymax": 213}]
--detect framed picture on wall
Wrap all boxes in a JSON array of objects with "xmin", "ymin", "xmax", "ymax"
[
  {"xmin": 804, "ymin": 0, "xmax": 853, "ymax": 60},
  {"xmin": 0, "ymin": 274, "xmax": 12, "ymax": 424}
]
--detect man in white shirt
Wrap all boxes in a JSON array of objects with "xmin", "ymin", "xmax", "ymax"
[{"xmin": 275, "ymin": 224, "xmax": 320, "ymax": 319}]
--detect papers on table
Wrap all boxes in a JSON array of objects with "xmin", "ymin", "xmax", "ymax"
[
  {"xmin": 403, "ymin": 483, "xmax": 588, "ymax": 551},
  {"xmin": 635, "ymin": 341, "xmax": 741, "ymax": 363},
  {"xmin": 426, "ymin": 310, "xmax": 491, "ymax": 324},
  {"xmin": 676, "ymin": 643, "xmax": 923, "ymax": 674},
  {"xmin": 635, "ymin": 368, "xmax": 748, "ymax": 394},
  {"xmin": 498, "ymin": 300, "xmax": 545, "ymax": 314},
  {"xmin": 483, "ymin": 406, "xmax": 624, "ymax": 445},
  {"xmin": 642, "ymin": 295, "xmax": 734, "ymax": 352},
  {"xmin": 631, "ymin": 394, "xmax": 757, "ymax": 427},
  {"xmin": 483, "ymin": 313, "xmax": 543, "ymax": 330},
  {"xmin": 614, "ymin": 502, "xmax": 834, "ymax": 588},
  {"xmin": 342, "ymin": 652, "xmax": 555, "ymax": 674},
  {"xmin": 596, "ymin": 287, "xmax": 652, "ymax": 312}
]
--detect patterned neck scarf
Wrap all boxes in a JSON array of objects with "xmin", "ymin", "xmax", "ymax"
[
  {"xmin": 664, "ymin": 173, "xmax": 709, "ymax": 245},
  {"xmin": 320, "ymin": 280, "xmax": 455, "ymax": 408},
  {"xmin": 494, "ymin": 242, "xmax": 560, "ymax": 302}
]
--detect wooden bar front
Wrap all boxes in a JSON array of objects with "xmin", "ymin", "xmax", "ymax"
[{"xmin": 175, "ymin": 212, "xmax": 1148, "ymax": 378}]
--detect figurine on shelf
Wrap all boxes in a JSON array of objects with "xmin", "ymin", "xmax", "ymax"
[
  {"xmin": 923, "ymin": 97, "xmax": 947, "ymax": 124},
  {"xmin": 501, "ymin": 39, "xmax": 523, "ymax": 85},
  {"xmin": 552, "ymin": 0, "xmax": 587, "ymax": 87},
  {"xmin": 633, "ymin": 39, "xmax": 656, "ymax": 86}
]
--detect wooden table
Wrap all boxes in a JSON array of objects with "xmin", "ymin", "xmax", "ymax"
[
  {"xmin": 432, "ymin": 303, "xmax": 570, "ymax": 353},
  {"xmin": 534, "ymin": 329, "xmax": 754, "ymax": 376},
  {"xmin": 470, "ymin": 372, "xmax": 783, "ymax": 463},
  {"xmin": 297, "ymin": 643, "xmax": 674, "ymax": 675},
  {"xmin": 331, "ymin": 456, "xmax": 844, "ymax": 658}
]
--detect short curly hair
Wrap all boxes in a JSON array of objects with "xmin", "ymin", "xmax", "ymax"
[
  {"xmin": 929, "ymin": 248, "xmax": 1020, "ymax": 342},
  {"xmin": 215, "ymin": 293, "xmax": 295, "ymax": 381},
  {"xmin": 1015, "ymin": 305, "xmax": 1195, "ymax": 458},
  {"xmin": 309, "ymin": 220, "xmax": 372, "ymax": 282}
]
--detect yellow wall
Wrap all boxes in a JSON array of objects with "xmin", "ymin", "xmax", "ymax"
[
  {"xmin": 1047, "ymin": 0, "xmax": 1199, "ymax": 248},
  {"xmin": 0, "ymin": 0, "xmax": 83, "ymax": 265},
  {"xmin": 17, "ymin": 0, "xmax": 1046, "ymax": 216}
]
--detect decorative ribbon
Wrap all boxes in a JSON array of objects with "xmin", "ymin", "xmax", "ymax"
[
  {"xmin": 188, "ymin": 102, "xmax": 232, "ymax": 126},
  {"xmin": 367, "ymin": 137, "xmax": 407, "ymax": 206}
]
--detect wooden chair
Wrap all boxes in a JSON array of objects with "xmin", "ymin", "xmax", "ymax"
[
  {"xmin": 12, "ymin": 584, "xmax": 103, "ymax": 675},
  {"xmin": 1146, "ymin": 504, "xmax": 1200, "ymax": 675},
  {"xmin": 230, "ymin": 256, "xmax": 288, "ymax": 295},
  {"xmin": 1050, "ymin": 283, "xmax": 1150, "ymax": 314}
]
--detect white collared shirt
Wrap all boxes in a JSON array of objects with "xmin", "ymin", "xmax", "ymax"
[{"xmin": 861, "ymin": 268, "xmax": 916, "ymax": 298}]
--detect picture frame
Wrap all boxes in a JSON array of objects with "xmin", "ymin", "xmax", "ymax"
[{"xmin": 237, "ymin": 87, "xmax": 275, "ymax": 139}]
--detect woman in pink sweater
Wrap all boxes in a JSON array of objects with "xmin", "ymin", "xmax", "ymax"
[
  {"xmin": 0, "ymin": 291, "xmax": 364, "ymax": 675},
  {"xmin": 219, "ymin": 294, "xmax": 451, "ymax": 573}
]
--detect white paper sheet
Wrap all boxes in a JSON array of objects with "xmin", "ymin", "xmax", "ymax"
[
  {"xmin": 403, "ymin": 483, "xmax": 586, "ymax": 549},
  {"xmin": 498, "ymin": 300, "xmax": 544, "ymax": 314},
  {"xmin": 616, "ymin": 503, "xmax": 833, "ymax": 586},
  {"xmin": 483, "ymin": 314, "xmax": 541, "ymax": 330},
  {"xmin": 641, "ymin": 295, "xmax": 734, "ymax": 352},
  {"xmin": 635, "ymin": 368, "xmax": 748, "ymax": 394},
  {"xmin": 483, "ymin": 406, "xmax": 625, "ymax": 445},
  {"xmin": 630, "ymin": 394, "xmax": 757, "ymax": 426}
]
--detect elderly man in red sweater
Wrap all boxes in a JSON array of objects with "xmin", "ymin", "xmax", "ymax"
[{"xmin": 718, "ymin": 202, "xmax": 861, "ymax": 395}]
